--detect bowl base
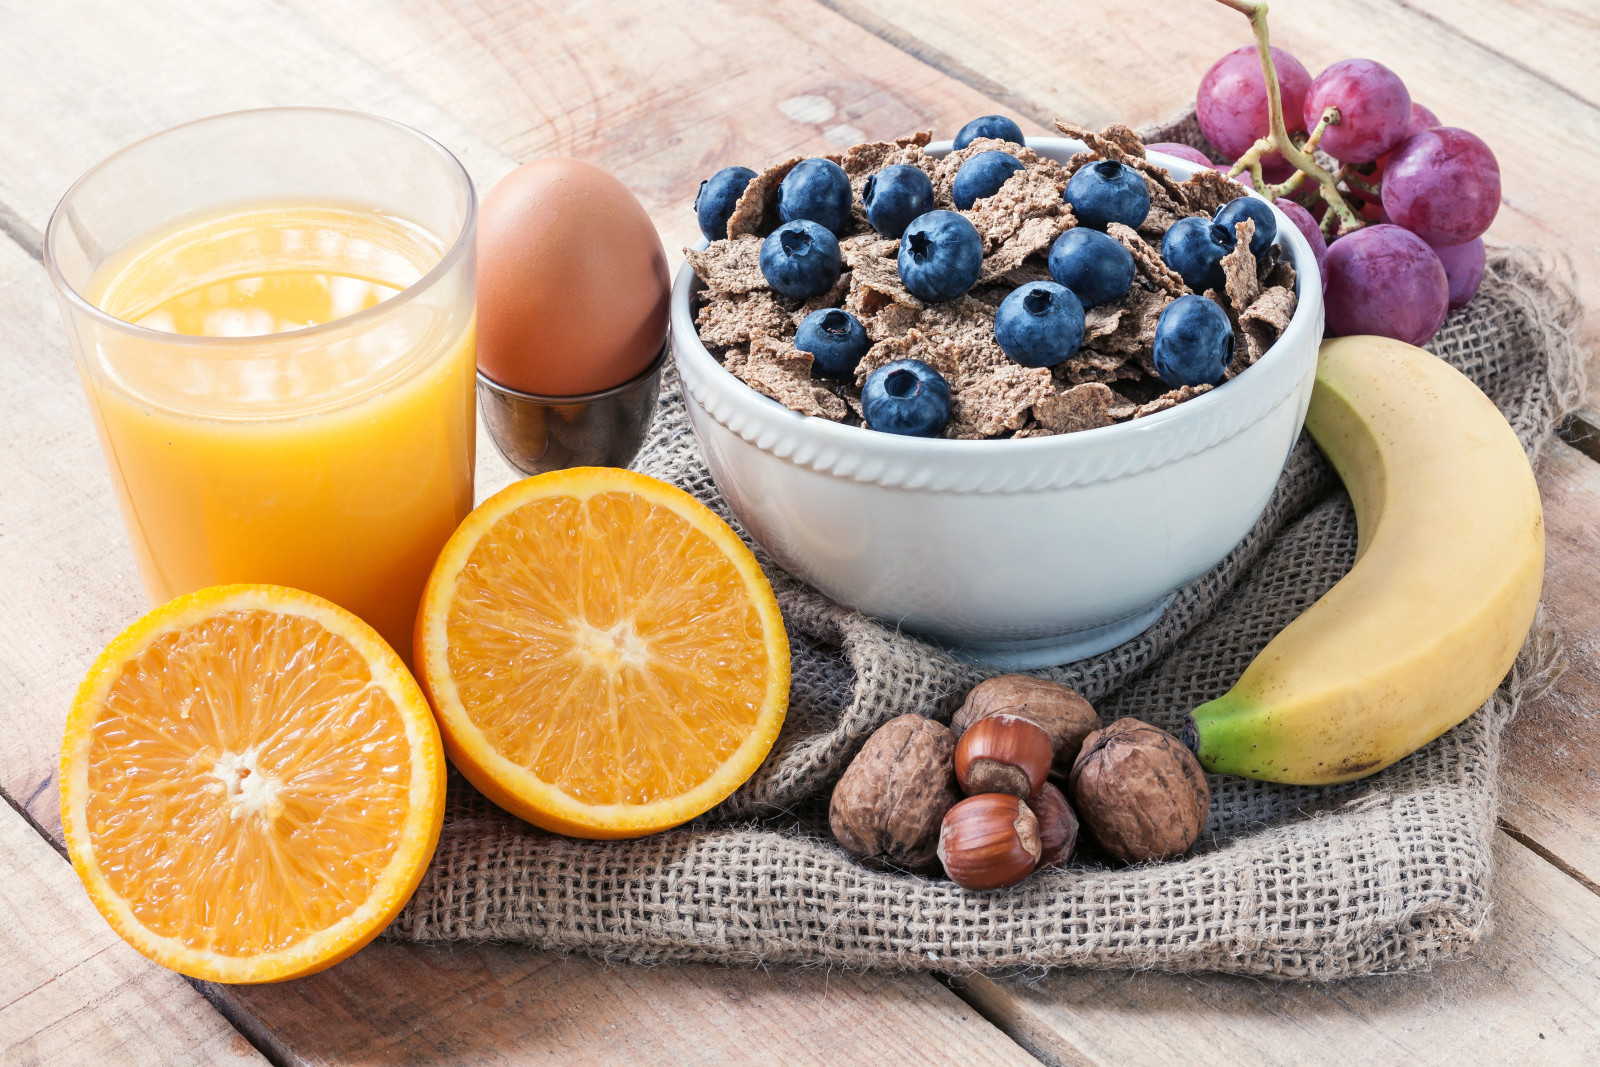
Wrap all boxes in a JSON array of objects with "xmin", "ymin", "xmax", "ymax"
[{"xmin": 944, "ymin": 595, "xmax": 1176, "ymax": 670}]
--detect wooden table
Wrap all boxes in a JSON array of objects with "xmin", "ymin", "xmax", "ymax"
[{"xmin": 3, "ymin": 2, "xmax": 1598, "ymax": 1063}]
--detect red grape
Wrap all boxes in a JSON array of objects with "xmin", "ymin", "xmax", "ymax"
[
  {"xmin": 1197, "ymin": 45, "xmax": 1312, "ymax": 171},
  {"xmin": 1145, "ymin": 142, "xmax": 1213, "ymax": 168},
  {"xmin": 1303, "ymin": 59, "xmax": 1411, "ymax": 163},
  {"xmin": 1356, "ymin": 195, "xmax": 1391, "ymax": 226},
  {"xmin": 1406, "ymin": 102, "xmax": 1441, "ymax": 136},
  {"xmin": 1275, "ymin": 199, "xmax": 1327, "ymax": 281},
  {"xmin": 1371, "ymin": 103, "xmax": 1440, "ymax": 179},
  {"xmin": 1381, "ymin": 127, "xmax": 1501, "ymax": 246},
  {"xmin": 1323, "ymin": 224, "xmax": 1448, "ymax": 345},
  {"xmin": 1432, "ymin": 237, "xmax": 1486, "ymax": 309}
]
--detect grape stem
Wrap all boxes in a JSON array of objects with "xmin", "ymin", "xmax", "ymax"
[
  {"xmin": 1337, "ymin": 164, "xmax": 1381, "ymax": 197},
  {"xmin": 1210, "ymin": 0, "xmax": 1365, "ymax": 236}
]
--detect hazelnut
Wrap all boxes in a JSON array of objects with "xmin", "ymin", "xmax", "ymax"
[
  {"xmin": 829, "ymin": 714, "xmax": 961, "ymax": 872},
  {"xmin": 1029, "ymin": 782, "xmax": 1078, "ymax": 868},
  {"xmin": 1068, "ymin": 717, "xmax": 1210, "ymax": 864},
  {"xmin": 952, "ymin": 675, "xmax": 1101, "ymax": 783},
  {"xmin": 936, "ymin": 793, "xmax": 1041, "ymax": 891},
  {"xmin": 954, "ymin": 714, "xmax": 1052, "ymax": 797}
]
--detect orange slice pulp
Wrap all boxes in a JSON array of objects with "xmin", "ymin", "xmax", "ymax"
[
  {"xmin": 60, "ymin": 585, "xmax": 445, "ymax": 983},
  {"xmin": 415, "ymin": 467, "xmax": 789, "ymax": 839}
]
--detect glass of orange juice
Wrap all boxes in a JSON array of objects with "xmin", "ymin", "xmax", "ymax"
[{"xmin": 44, "ymin": 108, "xmax": 477, "ymax": 661}]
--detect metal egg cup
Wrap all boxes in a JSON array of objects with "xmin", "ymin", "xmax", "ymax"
[{"xmin": 477, "ymin": 340, "xmax": 666, "ymax": 477}]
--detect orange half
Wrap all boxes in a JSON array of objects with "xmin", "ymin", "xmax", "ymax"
[
  {"xmin": 415, "ymin": 467, "xmax": 789, "ymax": 839},
  {"xmin": 60, "ymin": 585, "xmax": 446, "ymax": 983}
]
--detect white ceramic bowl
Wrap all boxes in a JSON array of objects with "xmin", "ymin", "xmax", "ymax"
[{"xmin": 672, "ymin": 138, "xmax": 1324, "ymax": 668}]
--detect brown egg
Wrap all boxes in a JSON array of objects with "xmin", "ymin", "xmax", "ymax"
[{"xmin": 477, "ymin": 158, "xmax": 669, "ymax": 396}]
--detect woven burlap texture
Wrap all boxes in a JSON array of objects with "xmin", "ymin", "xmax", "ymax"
[{"xmin": 390, "ymin": 118, "xmax": 1586, "ymax": 980}]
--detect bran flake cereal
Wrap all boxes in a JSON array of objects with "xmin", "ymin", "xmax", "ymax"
[{"xmin": 686, "ymin": 121, "xmax": 1299, "ymax": 439}]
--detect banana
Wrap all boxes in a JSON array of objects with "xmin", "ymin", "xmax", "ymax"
[{"xmin": 1185, "ymin": 335, "xmax": 1543, "ymax": 785}]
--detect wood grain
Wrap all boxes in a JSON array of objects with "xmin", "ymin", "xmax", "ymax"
[
  {"xmin": 962, "ymin": 833, "xmax": 1600, "ymax": 1066},
  {"xmin": 224, "ymin": 943, "xmax": 1037, "ymax": 1066},
  {"xmin": 0, "ymin": 799, "xmax": 267, "ymax": 1066},
  {"xmin": 271, "ymin": 0, "xmax": 1031, "ymax": 259},
  {"xmin": 0, "ymin": 0, "xmax": 516, "ymax": 255},
  {"xmin": 1501, "ymin": 441, "xmax": 1600, "ymax": 892},
  {"xmin": 3, "ymin": 1, "xmax": 1600, "ymax": 1062}
]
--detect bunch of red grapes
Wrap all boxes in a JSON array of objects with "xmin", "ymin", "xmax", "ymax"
[{"xmin": 1157, "ymin": 46, "xmax": 1500, "ymax": 347}]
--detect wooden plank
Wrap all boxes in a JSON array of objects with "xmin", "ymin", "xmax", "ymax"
[
  {"xmin": 270, "ymin": 0, "xmax": 1034, "ymax": 260},
  {"xmin": 0, "ymin": 799, "xmax": 267, "ymax": 1066},
  {"xmin": 959, "ymin": 832, "xmax": 1600, "ymax": 1067},
  {"xmin": 228, "ymin": 942, "xmax": 1037, "ymax": 1067},
  {"xmin": 1500, "ymin": 441, "xmax": 1600, "ymax": 892},
  {"xmin": 0, "ymin": 0, "xmax": 516, "ymax": 256},
  {"xmin": 0, "ymin": 5, "xmax": 1035, "ymax": 1063},
  {"xmin": 1395, "ymin": 0, "xmax": 1600, "ymax": 116}
]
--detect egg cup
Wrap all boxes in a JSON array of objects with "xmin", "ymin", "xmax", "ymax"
[{"xmin": 478, "ymin": 341, "xmax": 665, "ymax": 477}]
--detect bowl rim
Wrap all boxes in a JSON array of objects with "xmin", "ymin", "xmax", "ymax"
[{"xmin": 671, "ymin": 136, "xmax": 1324, "ymax": 460}]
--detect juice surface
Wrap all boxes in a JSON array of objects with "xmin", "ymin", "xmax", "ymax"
[{"xmin": 83, "ymin": 204, "xmax": 475, "ymax": 659}]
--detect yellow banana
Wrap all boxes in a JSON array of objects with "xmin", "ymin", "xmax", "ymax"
[{"xmin": 1186, "ymin": 335, "xmax": 1543, "ymax": 785}]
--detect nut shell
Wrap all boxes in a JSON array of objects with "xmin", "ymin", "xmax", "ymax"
[
  {"xmin": 954, "ymin": 714, "xmax": 1053, "ymax": 798},
  {"xmin": 1029, "ymin": 782, "xmax": 1078, "ymax": 868},
  {"xmin": 953, "ymin": 675, "xmax": 1101, "ymax": 783},
  {"xmin": 1068, "ymin": 717, "xmax": 1210, "ymax": 863},
  {"xmin": 937, "ymin": 793, "xmax": 1041, "ymax": 891},
  {"xmin": 830, "ymin": 714, "xmax": 961, "ymax": 872}
]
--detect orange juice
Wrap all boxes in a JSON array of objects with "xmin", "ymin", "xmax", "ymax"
[{"xmin": 80, "ymin": 203, "xmax": 475, "ymax": 658}]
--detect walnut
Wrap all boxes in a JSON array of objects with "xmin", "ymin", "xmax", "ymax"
[
  {"xmin": 1067, "ymin": 717, "xmax": 1210, "ymax": 863},
  {"xmin": 829, "ymin": 714, "xmax": 961, "ymax": 872},
  {"xmin": 951, "ymin": 675, "xmax": 1101, "ymax": 783}
]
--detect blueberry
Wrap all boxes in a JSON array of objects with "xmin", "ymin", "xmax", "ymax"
[
  {"xmin": 795, "ymin": 308, "xmax": 870, "ymax": 379},
  {"xmin": 861, "ymin": 360, "xmax": 952, "ymax": 436},
  {"xmin": 760, "ymin": 220, "xmax": 842, "ymax": 300},
  {"xmin": 777, "ymin": 158, "xmax": 853, "ymax": 236},
  {"xmin": 694, "ymin": 166, "xmax": 757, "ymax": 241},
  {"xmin": 1214, "ymin": 196, "xmax": 1277, "ymax": 258},
  {"xmin": 952, "ymin": 151, "xmax": 1025, "ymax": 210},
  {"xmin": 994, "ymin": 281, "xmax": 1086, "ymax": 368},
  {"xmin": 1161, "ymin": 216, "xmax": 1236, "ymax": 292},
  {"xmin": 1047, "ymin": 228, "xmax": 1135, "ymax": 307},
  {"xmin": 1152, "ymin": 295, "xmax": 1235, "ymax": 387},
  {"xmin": 863, "ymin": 164, "xmax": 935, "ymax": 238},
  {"xmin": 953, "ymin": 115, "xmax": 1025, "ymax": 150},
  {"xmin": 897, "ymin": 211, "xmax": 983, "ymax": 302},
  {"xmin": 1065, "ymin": 159, "xmax": 1151, "ymax": 230}
]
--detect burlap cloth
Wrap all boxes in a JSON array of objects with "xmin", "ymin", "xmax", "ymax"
[{"xmin": 390, "ymin": 115, "xmax": 1586, "ymax": 979}]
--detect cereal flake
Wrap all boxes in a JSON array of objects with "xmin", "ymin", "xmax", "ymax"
[
  {"xmin": 1220, "ymin": 219, "xmax": 1262, "ymax": 310},
  {"xmin": 686, "ymin": 236, "xmax": 769, "ymax": 294},
  {"xmin": 1034, "ymin": 382, "xmax": 1116, "ymax": 432},
  {"xmin": 1177, "ymin": 168, "xmax": 1249, "ymax": 217},
  {"xmin": 696, "ymin": 289, "xmax": 792, "ymax": 347},
  {"xmin": 729, "ymin": 335, "xmax": 848, "ymax": 421},
  {"xmin": 1107, "ymin": 222, "xmax": 1189, "ymax": 296}
]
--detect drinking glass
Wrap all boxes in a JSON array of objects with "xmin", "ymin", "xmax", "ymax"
[{"xmin": 44, "ymin": 108, "xmax": 477, "ymax": 660}]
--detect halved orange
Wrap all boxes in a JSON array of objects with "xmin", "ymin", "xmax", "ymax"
[
  {"xmin": 415, "ymin": 467, "xmax": 789, "ymax": 839},
  {"xmin": 60, "ymin": 585, "xmax": 445, "ymax": 984}
]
